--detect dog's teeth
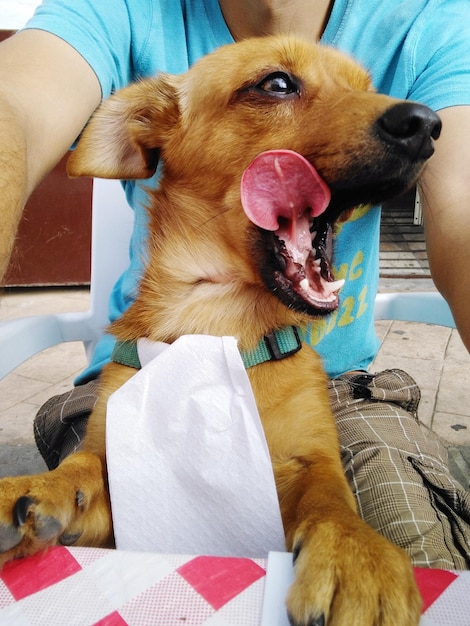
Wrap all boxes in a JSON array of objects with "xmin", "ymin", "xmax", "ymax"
[
  {"xmin": 300, "ymin": 278, "xmax": 310, "ymax": 291},
  {"xmin": 329, "ymin": 279, "xmax": 345, "ymax": 293}
]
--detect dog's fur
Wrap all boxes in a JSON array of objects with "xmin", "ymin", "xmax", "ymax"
[{"xmin": 0, "ymin": 36, "xmax": 442, "ymax": 625}]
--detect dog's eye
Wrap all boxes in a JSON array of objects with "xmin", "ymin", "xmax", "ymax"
[{"xmin": 255, "ymin": 72, "xmax": 300, "ymax": 97}]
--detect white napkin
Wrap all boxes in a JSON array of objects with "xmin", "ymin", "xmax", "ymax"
[{"xmin": 106, "ymin": 335, "xmax": 286, "ymax": 557}]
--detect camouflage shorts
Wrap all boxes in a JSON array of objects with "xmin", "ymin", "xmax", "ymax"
[
  {"xmin": 34, "ymin": 380, "xmax": 99, "ymax": 470},
  {"xmin": 34, "ymin": 368, "xmax": 470, "ymax": 568}
]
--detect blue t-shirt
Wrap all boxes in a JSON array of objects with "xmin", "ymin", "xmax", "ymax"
[{"xmin": 25, "ymin": 0, "xmax": 470, "ymax": 380}]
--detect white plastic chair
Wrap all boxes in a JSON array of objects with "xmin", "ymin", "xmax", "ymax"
[
  {"xmin": 0, "ymin": 178, "xmax": 133, "ymax": 380},
  {"xmin": 374, "ymin": 291, "xmax": 455, "ymax": 328},
  {"xmin": 0, "ymin": 178, "xmax": 456, "ymax": 382}
]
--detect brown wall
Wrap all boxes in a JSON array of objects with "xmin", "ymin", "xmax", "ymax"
[{"xmin": 1, "ymin": 29, "xmax": 92, "ymax": 286}]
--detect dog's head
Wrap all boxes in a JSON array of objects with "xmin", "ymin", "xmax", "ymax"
[{"xmin": 69, "ymin": 36, "xmax": 440, "ymax": 331}]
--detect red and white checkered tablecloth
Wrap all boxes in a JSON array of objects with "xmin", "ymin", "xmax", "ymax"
[
  {"xmin": 0, "ymin": 547, "xmax": 266, "ymax": 625},
  {"xmin": 0, "ymin": 546, "xmax": 468, "ymax": 625}
]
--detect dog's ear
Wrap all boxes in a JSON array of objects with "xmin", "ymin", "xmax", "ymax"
[{"xmin": 67, "ymin": 75, "xmax": 181, "ymax": 179}]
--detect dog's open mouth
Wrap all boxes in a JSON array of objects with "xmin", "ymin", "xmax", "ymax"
[{"xmin": 241, "ymin": 150, "xmax": 345, "ymax": 314}]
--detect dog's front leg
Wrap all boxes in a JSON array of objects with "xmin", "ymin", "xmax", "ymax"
[
  {"xmin": 249, "ymin": 353, "xmax": 422, "ymax": 626},
  {"xmin": 275, "ymin": 452, "xmax": 421, "ymax": 626},
  {"xmin": 0, "ymin": 364, "xmax": 136, "ymax": 565}
]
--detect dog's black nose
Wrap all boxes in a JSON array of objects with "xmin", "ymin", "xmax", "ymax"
[{"xmin": 375, "ymin": 102, "xmax": 442, "ymax": 160}]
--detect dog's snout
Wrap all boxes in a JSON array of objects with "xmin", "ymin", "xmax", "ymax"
[{"xmin": 375, "ymin": 102, "xmax": 442, "ymax": 161}]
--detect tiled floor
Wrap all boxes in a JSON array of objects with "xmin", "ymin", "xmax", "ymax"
[
  {"xmin": 1, "ymin": 284, "xmax": 470, "ymax": 482},
  {"xmin": 0, "ymin": 288, "xmax": 90, "ymax": 476}
]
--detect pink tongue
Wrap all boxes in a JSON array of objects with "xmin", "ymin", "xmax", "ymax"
[{"xmin": 240, "ymin": 150, "xmax": 331, "ymax": 230}]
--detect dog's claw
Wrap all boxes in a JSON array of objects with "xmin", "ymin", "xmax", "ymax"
[
  {"xmin": 35, "ymin": 515, "xmax": 62, "ymax": 542},
  {"xmin": 292, "ymin": 540, "xmax": 302, "ymax": 564},
  {"xmin": 13, "ymin": 496, "xmax": 36, "ymax": 527},
  {"xmin": 288, "ymin": 612, "xmax": 325, "ymax": 626},
  {"xmin": 0, "ymin": 524, "xmax": 22, "ymax": 553},
  {"xmin": 13, "ymin": 496, "xmax": 63, "ymax": 543},
  {"xmin": 59, "ymin": 531, "xmax": 82, "ymax": 546},
  {"xmin": 75, "ymin": 490, "xmax": 85, "ymax": 508}
]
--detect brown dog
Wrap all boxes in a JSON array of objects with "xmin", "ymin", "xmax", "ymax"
[{"xmin": 0, "ymin": 36, "xmax": 441, "ymax": 625}]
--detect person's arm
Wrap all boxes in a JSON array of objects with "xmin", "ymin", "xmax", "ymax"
[
  {"xmin": 0, "ymin": 29, "xmax": 101, "ymax": 281},
  {"xmin": 420, "ymin": 105, "xmax": 470, "ymax": 350}
]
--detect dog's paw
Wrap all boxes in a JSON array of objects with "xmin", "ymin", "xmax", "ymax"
[
  {"xmin": 0, "ymin": 486, "xmax": 85, "ymax": 563},
  {"xmin": 0, "ymin": 452, "xmax": 111, "ymax": 565},
  {"xmin": 286, "ymin": 513, "xmax": 421, "ymax": 626}
]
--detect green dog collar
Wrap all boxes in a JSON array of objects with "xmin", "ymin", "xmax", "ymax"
[
  {"xmin": 111, "ymin": 326, "xmax": 302, "ymax": 371},
  {"xmin": 239, "ymin": 326, "xmax": 302, "ymax": 368},
  {"xmin": 111, "ymin": 339, "xmax": 141, "ymax": 370}
]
